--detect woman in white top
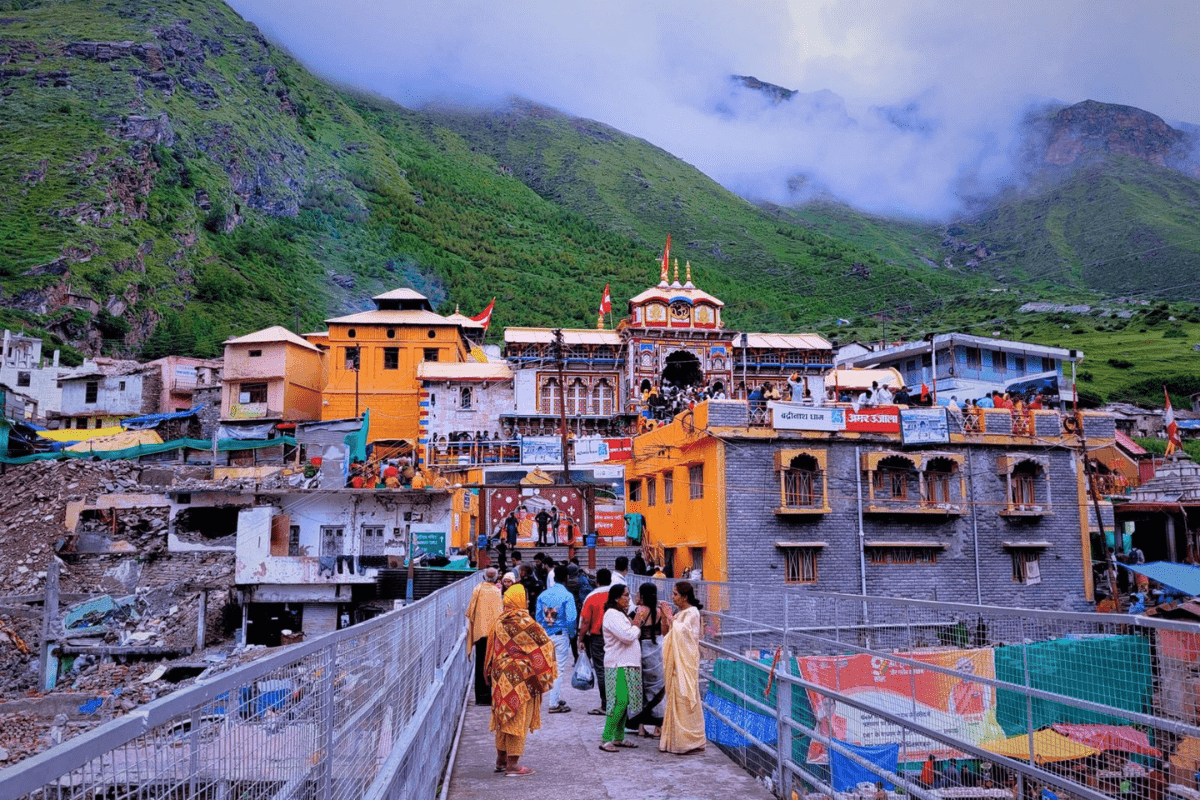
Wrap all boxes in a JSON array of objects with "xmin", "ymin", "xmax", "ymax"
[{"xmin": 599, "ymin": 584, "xmax": 643, "ymax": 752}]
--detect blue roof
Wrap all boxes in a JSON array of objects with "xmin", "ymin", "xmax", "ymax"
[
  {"xmin": 121, "ymin": 406, "xmax": 203, "ymax": 430},
  {"xmin": 1123, "ymin": 561, "xmax": 1200, "ymax": 596}
]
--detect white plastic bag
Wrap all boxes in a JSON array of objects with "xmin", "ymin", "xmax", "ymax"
[{"xmin": 571, "ymin": 654, "xmax": 595, "ymax": 690}]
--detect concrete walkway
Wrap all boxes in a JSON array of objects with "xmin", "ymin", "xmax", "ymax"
[{"xmin": 446, "ymin": 680, "xmax": 777, "ymax": 800}]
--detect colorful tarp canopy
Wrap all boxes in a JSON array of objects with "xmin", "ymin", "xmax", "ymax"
[
  {"xmin": 67, "ymin": 429, "xmax": 163, "ymax": 453},
  {"xmin": 38, "ymin": 426, "xmax": 123, "ymax": 443},
  {"xmin": 980, "ymin": 729, "xmax": 1099, "ymax": 763},
  {"xmin": 1122, "ymin": 561, "xmax": 1200, "ymax": 597},
  {"xmin": 1050, "ymin": 724, "xmax": 1159, "ymax": 756}
]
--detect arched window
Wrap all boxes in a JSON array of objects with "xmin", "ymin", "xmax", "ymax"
[
  {"xmin": 460, "ymin": 387, "xmax": 472, "ymax": 410},
  {"xmin": 540, "ymin": 378, "xmax": 560, "ymax": 415},
  {"xmin": 1011, "ymin": 461, "xmax": 1040, "ymax": 509},
  {"xmin": 784, "ymin": 454, "xmax": 821, "ymax": 507},
  {"xmin": 592, "ymin": 379, "xmax": 614, "ymax": 415},
  {"xmin": 565, "ymin": 379, "xmax": 588, "ymax": 416},
  {"xmin": 925, "ymin": 457, "xmax": 958, "ymax": 505},
  {"xmin": 872, "ymin": 456, "xmax": 918, "ymax": 501}
]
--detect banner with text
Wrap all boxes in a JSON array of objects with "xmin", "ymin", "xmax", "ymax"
[
  {"xmin": 799, "ymin": 648, "xmax": 1004, "ymax": 764},
  {"xmin": 900, "ymin": 408, "xmax": 950, "ymax": 444},
  {"xmin": 844, "ymin": 406, "xmax": 901, "ymax": 433},
  {"xmin": 769, "ymin": 402, "xmax": 846, "ymax": 432}
]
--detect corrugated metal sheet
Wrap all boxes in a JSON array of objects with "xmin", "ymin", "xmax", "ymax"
[
  {"xmin": 324, "ymin": 309, "xmax": 458, "ymax": 326},
  {"xmin": 504, "ymin": 328, "xmax": 622, "ymax": 345},
  {"xmin": 302, "ymin": 603, "xmax": 339, "ymax": 637},
  {"xmin": 224, "ymin": 325, "xmax": 321, "ymax": 351},
  {"xmin": 416, "ymin": 362, "xmax": 513, "ymax": 381},
  {"xmin": 745, "ymin": 333, "xmax": 831, "ymax": 350}
]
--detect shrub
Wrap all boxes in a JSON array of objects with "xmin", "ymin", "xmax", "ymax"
[{"xmin": 1106, "ymin": 358, "xmax": 1134, "ymax": 369}]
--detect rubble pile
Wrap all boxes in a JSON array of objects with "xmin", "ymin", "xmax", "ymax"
[
  {"xmin": 0, "ymin": 460, "xmax": 143, "ymax": 596},
  {"xmin": 0, "ymin": 614, "xmax": 40, "ymax": 695},
  {"xmin": 0, "ymin": 711, "xmax": 44, "ymax": 763}
]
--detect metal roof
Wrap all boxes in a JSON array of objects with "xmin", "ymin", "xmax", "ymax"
[
  {"xmin": 826, "ymin": 367, "xmax": 905, "ymax": 390},
  {"xmin": 224, "ymin": 325, "xmax": 321, "ymax": 352},
  {"xmin": 372, "ymin": 289, "xmax": 429, "ymax": 301},
  {"xmin": 416, "ymin": 362, "xmax": 513, "ymax": 381},
  {"xmin": 325, "ymin": 309, "xmax": 460, "ymax": 326},
  {"xmin": 627, "ymin": 286, "xmax": 724, "ymax": 307},
  {"xmin": 444, "ymin": 312, "xmax": 485, "ymax": 328},
  {"xmin": 504, "ymin": 328, "xmax": 623, "ymax": 345},
  {"xmin": 745, "ymin": 333, "xmax": 831, "ymax": 350}
]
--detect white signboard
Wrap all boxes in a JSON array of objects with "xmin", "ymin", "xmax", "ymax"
[
  {"xmin": 769, "ymin": 402, "xmax": 845, "ymax": 432},
  {"xmin": 521, "ymin": 436, "xmax": 564, "ymax": 465},
  {"xmin": 573, "ymin": 436, "xmax": 611, "ymax": 464},
  {"xmin": 900, "ymin": 408, "xmax": 950, "ymax": 445}
]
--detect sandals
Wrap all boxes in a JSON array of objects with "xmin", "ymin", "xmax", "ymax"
[
  {"xmin": 613, "ymin": 739, "xmax": 638, "ymax": 748},
  {"xmin": 598, "ymin": 742, "xmax": 619, "ymax": 752},
  {"xmin": 548, "ymin": 702, "xmax": 571, "ymax": 713},
  {"xmin": 506, "ymin": 766, "xmax": 536, "ymax": 777},
  {"xmin": 494, "ymin": 765, "xmax": 506, "ymax": 773},
  {"xmin": 588, "ymin": 708, "xmax": 606, "ymax": 716}
]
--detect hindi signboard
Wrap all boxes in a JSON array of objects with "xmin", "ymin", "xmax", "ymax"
[
  {"xmin": 900, "ymin": 408, "xmax": 950, "ymax": 444},
  {"xmin": 844, "ymin": 406, "xmax": 901, "ymax": 433},
  {"xmin": 769, "ymin": 402, "xmax": 845, "ymax": 432},
  {"xmin": 411, "ymin": 524, "xmax": 449, "ymax": 558}
]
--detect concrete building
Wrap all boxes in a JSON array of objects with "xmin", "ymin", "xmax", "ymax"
[
  {"xmin": 839, "ymin": 333, "xmax": 1082, "ymax": 409},
  {"xmin": 233, "ymin": 487, "xmax": 459, "ymax": 642},
  {"xmin": 221, "ymin": 326, "xmax": 323, "ymax": 423},
  {"xmin": 55, "ymin": 361, "xmax": 160, "ymax": 430},
  {"xmin": 622, "ymin": 398, "xmax": 1114, "ymax": 609},
  {"xmin": 0, "ymin": 329, "xmax": 66, "ymax": 421},
  {"xmin": 144, "ymin": 355, "xmax": 222, "ymax": 414}
]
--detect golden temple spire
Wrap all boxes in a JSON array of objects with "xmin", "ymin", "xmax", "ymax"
[
  {"xmin": 673, "ymin": 259, "xmax": 679, "ymax": 284},
  {"xmin": 684, "ymin": 261, "xmax": 693, "ymax": 288}
]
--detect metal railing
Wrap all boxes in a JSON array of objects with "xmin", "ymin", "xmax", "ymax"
[
  {"xmin": 0, "ymin": 573, "xmax": 481, "ymax": 800},
  {"xmin": 632, "ymin": 576, "xmax": 1200, "ymax": 800}
]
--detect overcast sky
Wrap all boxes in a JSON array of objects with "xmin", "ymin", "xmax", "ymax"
[{"xmin": 227, "ymin": 0, "xmax": 1200, "ymax": 218}]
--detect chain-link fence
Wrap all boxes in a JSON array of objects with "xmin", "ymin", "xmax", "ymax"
[
  {"xmin": 632, "ymin": 576, "xmax": 1200, "ymax": 800},
  {"xmin": 0, "ymin": 573, "xmax": 481, "ymax": 800}
]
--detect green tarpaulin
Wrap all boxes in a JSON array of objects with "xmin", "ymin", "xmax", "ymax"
[{"xmin": 0, "ymin": 436, "xmax": 295, "ymax": 464}]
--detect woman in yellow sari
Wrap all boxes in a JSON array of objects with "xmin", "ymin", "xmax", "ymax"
[
  {"xmin": 659, "ymin": 580, "xmax": 706, "ymax": 754},
  {"xmin": 485, "ymin": 585, "xmax": 556, "ymax": 776}
]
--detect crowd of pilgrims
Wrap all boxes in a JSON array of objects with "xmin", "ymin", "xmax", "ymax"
[{"xmin": 464, "ymin": 551, "xmax": 706, "ymax": 776}]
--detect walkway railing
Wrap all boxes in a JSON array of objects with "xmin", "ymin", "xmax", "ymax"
[
  {"xmin": 0, "ymin": 573, "xmax": 481, "ymax": 800},
  {"xmin": 632, "ymin": 576, "xmax": 1200, "ymax": 800}
]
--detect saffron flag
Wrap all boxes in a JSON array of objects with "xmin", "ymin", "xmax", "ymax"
[
  {"xmin": 1165, "ymin": 386, "xmax": 1182, "ymax": 456},
  {"xmin": 471, "ymin": 298, "xmax": 495, "ymax": 331},
  {"xmin": 660, "ymin": 234, "xmax": 671, "ymax": 283},
  {"xmin": 920, "ymin": 382, "xmax": 930, "ymax": 403},
  {"xmin": 599, "ymin": 283, "xmax": 611, "ymax": 315}
]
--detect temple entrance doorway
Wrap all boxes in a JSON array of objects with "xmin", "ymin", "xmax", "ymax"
[{"xmin": 662, "ymin": 350, "xmax": 703, "ymax": 389}]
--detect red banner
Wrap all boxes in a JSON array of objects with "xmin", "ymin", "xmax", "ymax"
[
  {"xmin": 604, "ymin": 438, "xmax": 632, "ymax": 461},
  {"xmin": 844, "ymin": 405, "xmax": 900, "ymax": 433}
]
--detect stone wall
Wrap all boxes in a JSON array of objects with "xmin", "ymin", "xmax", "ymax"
[{"xmin": 721, "ymin": 436, "xmax": 1091, "ymax": 611}]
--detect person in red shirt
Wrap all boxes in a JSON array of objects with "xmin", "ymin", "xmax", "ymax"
[{"xmin": 578, "ymin": 568, "xmax": 613, "ymax": 715}]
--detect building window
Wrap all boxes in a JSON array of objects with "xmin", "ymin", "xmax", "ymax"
[
  {"xmin": 248, "ymin": 349, "xmax": 262, "ymax": 357},
  {"xmin": 1011, "ymin": 550, "xmax": 1042, "ymax": 584},
  {"xmin": 348, "ymin": 328, "xmax": 356, "ymax": 338},
  {"xmin": 567, "ymin": 378, "xmax": 588, "ymax": 416},
  {"xmin": 239, "ymin": 382, "xmax": 268, "ymax": 404},
  {"xmin": 1042, "ymin": 357, "xmax": 1054, "ymax": 373},
  {"xmin": 872, "ymin": 456, "xmax": 916, "ymax": 501},
  {"xmin": 925, "ymin": 457, "xmax": 958, "ymax": 505},
  {"xmin": 783, "ymin": 454, "xmax": 821, "ymax": 508},
  {"xmin": 345, "ymin": 347, "xmax": 360, "ymax": 370},
  {"xmin": 647, "ymin": 477, "xmax": 657, "ymax": 507},
  {"xmin": 688, "ymin": 464, "xmax": 704, "ymax": 499},
  {"xmin": 423, "ymin": 348, "xmax": 439, "ymax": 362},
  {"xmin": 1015, "ymin": 356, "xmax": 1026, "ymax": 372},
  {"xmin": 387, "ymin": 328, "xmax": 395, "ymax": 339},
  {"xmin": 75, "ymin": 417, "xmax": 88, "ymax": 429},
  {"xmin": 965, "ymin": 347, "xmax": 981, "ymax": 369},
  {"xmin": 592, "ymin": 379, "xmax": 614, "ymax": 415},
  {"xmin": 288, "ymin": 525, "xmax": 301, "ymax": 557},
  {"xmin": 383, "ymin": 347, "xmax": 399, "ymax": 370},
  {"xmin": 540, "ymin": 378, "xmax": 560, "ymax": 415},
  {"xmin": 460, "ymin": 386, "xmax": 472, "ymax": 409},
  {"xmin": 118, "ymin": 381, "xmax": 126, "ymax": 391},
  {"xmin": 993, "ymin": 351, "xmax": 1007, "ymax": 374},
  {"xmin": 84, "ymin": 381, "xmax": 98, "ymax": 403},
  {"xmin": 1011, "ymin": 467, "xmax": 1037, "ymax": 509},
  {"xmin": 320, "ymin": 525, "xmax": 345, "ymax": 557},
  {"xmin": 16, "ymin": 372, "xmax": 30, "ymax": 387},
  {"xmin": 782, "ymin": 547, "xmax": 819, "ymax": 584},
  {"xmin": 628, "ymin": 479, "xmax": 642, "ymax": 503},
  {"xmin": 361, "ymin": 525, "xmax": 385, "ymax": 555},
  {"xmin": 663, "ymin": 471, "xmax": 674, "ymax": 503},
  {"xmin": 689, "ymin": 547, "xmax": 704, "ymax": 580},
  {"xmin": 867, "ymin": 547, "xmax": 939, "ymax": 565}
]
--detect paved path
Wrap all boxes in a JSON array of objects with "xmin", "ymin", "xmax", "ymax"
[{"xmin": 446, "ymin": 680, "xmax": 776, "ymax": 800}]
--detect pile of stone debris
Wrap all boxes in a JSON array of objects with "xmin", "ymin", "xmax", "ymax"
[{"xmin": 0, "ymin": 459, "xmax": 259, "ymax": 768}]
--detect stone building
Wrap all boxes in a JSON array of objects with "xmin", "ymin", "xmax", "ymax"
[{"xmin": 622, "ymin": 399, "xmax": 1113, "ymax": 609}]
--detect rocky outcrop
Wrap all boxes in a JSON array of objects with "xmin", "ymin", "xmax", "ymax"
[
  {"xmin": 1042, "ymin": 100, "xmax": 1184, "ymax": 167},
  {"xmin": 118, "ymin": 113, "xmax": 174, "ymax": 146}
]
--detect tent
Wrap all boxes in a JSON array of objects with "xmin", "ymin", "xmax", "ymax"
[
  {"xmin": 980, "ymin": 729, "xmax": 1099, "ymax": 764},
  {"xmin": 1050, "ymin": 724, "xmax": 1158, "ymax": 757},
  {"xmin": 1123, "ymin": 562, "xmax": 1200, "ymax": 597},
  {"xmin": 66, "ymin": 429, "xmax": 163, "ymax": 454}
]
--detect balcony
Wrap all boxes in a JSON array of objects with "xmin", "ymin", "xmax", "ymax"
[
  {"xmin": 426, "ymin": 439, "xmax": 524, "ymax": 468},
  {"xmin": 864, "ymin": 499, "xmax": 966, "ymax": 515}
]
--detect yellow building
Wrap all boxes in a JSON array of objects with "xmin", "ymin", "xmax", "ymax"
[
  {"xmin": 321, "ymin": 290, "xmax": 473, "ymax": 449},
  {"xmin": 222, "ymin": 326, "xmax": 324, "ymax": 422}
]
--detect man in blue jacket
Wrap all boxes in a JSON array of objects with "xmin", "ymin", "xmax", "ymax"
[{"xmin": 536, "ymin": 565, "xmax": 578, "ymax": 713}]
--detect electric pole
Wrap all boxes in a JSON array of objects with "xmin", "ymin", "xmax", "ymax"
[{"xmin": 553, "ymin": 329, "xmax": 571, "ymax": 485}]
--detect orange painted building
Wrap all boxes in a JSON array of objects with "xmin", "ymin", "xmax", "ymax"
[
  {"xmin": 619, "ymin": 401, "xmax": 729, "ymax": 581},
  {"xmin": 320, "ymin": 290, "xmax": 473, "ymax": 448},
  {"xmin": 222, "ymin": 326, "xmax": 324, "ymax": 422}
]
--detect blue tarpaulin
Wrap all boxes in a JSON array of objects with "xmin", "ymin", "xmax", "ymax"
[
  {"xmin": 829, "ymin": 740, "xmax": 899, "ymax": 792},
  {"xmin": 1122, "ymin": 561, "xmax": 1200, "ymax": 596},
  {"xmin": 122, "ymin": 407, "xmax": 203, "ymax": 430},
  {"xmin": 704, "ymin": 691, "xmax": 778, "ymax": 747}
]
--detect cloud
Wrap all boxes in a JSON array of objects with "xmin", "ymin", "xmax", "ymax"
[{"xmin": 226, "ymin": 0, "xmax": 1200, "ymax": 219}]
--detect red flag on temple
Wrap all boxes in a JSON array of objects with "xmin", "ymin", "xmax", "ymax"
[
  {"xmin": 599, "ymin": 283, "xmax": 611, "ymax": 315},
  {"xmin": 660, "ymin": 235, "xmax": 671, "ymax": 283},
  {"xmin": 1165, "ymin": 386, "xmax": 1182, "ymax": 456},
  {"xmin": 470, "ymin": 298, "xmax": 495, "ymax": 331}
]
